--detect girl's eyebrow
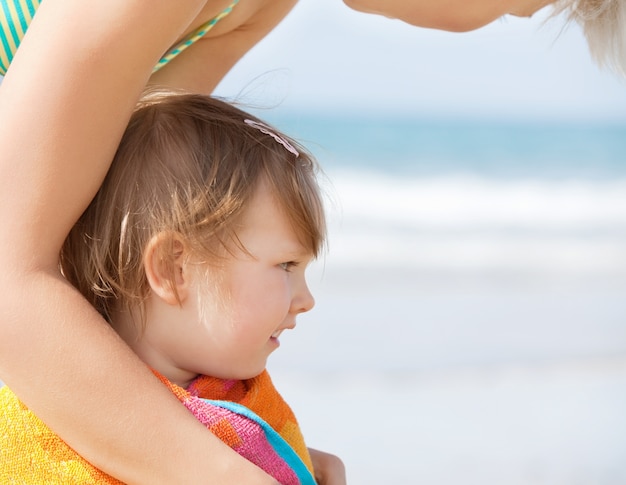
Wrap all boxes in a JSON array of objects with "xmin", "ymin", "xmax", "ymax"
[{"xmin": 278, "ymin": 244, "xmax": 313, "ymax": 260}]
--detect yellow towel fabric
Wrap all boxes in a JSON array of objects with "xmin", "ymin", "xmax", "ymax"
[{"xmin": 0, "ymin": 369, "xmax": 313, "ymax": 483}]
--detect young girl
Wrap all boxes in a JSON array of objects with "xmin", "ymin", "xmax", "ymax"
[
  {"xmin": 0, "ymin": 89, "xmax": 338, "ymax": 484},
  {"xmin": 1, "ymin": 0, "xmax": 618, "ymax": 482},
  {"xmin": 0, "ymin": 2, "xmax": 324, "ymax": 483}
]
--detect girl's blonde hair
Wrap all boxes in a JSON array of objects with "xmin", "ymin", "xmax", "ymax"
[
  {"xmin": 552, "ymin": 0, "xmax": 626, "ymax": 76},
  {"xmin": 61, "ymin": 89, "xmax": 326, "ymax": 323}
]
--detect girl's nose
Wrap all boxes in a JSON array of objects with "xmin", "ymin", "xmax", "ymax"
[{"xmin": 292, "ymin": 280, "xmax": 315, "ymax": 315}]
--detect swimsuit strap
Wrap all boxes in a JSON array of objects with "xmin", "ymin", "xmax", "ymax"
[
  {"xmin": 153, "ymin": 0, "xmax": 239, "ymax": 73},
  {"xmin": 1, "ymin": 0, "xmax": 239, "ymax": 77},
  {"xmin": 0, "ymin": 0, "xmax": 41, "ymax": 75}
]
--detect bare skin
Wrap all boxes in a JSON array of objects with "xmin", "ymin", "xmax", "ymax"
[
  {"xmin": 3, "ymin": 1, "xmax": 566, "ymax": 482},
  {"xmin": 342, "ymin": 0, "xmax": 555, "ymax": 32},
  {"xmin": 150, "ymin": 0, "xmax": 298, "ymax": 92},
  {"xmin": 310, "ymin": 448, "xmax": 348, "ymax": 485},
  {"xmin": 0, "ymin": 0, "xmax": 345, "ymax": 483}
]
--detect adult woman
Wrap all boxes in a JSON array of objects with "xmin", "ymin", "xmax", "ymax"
[
  {"xmin": 0, "ymin": 1, "xmax": 344, "ymax": 483},
  {"xmin": 0, "ymin": 0, "xmax": 621, "ymax": 482}
]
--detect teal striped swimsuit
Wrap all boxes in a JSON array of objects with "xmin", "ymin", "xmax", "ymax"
[{"xmin": 0, "ymin": 0, "xmax": 239, "ymax": 76}]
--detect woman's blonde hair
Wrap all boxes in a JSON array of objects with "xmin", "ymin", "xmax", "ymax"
[
  {"xmin": 552, "ymin": 0, "xmax": 626, "ymax": 76},
  {"xmin": 60, "ymin": 89, "xmax": 326, "ymax": 323}
]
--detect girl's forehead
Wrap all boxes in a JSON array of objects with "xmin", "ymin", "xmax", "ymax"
[
  {"xmin": 235, "ymin": 183, "xmax": 314, "ymax": 254},
  {"xmin": 238, "ymin": 185, "xmax": 295, "ymax": 235}
]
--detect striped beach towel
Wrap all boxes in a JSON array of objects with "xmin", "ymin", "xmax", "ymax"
[{"xmin": 0, "ymin": 369, "xmax": 316, "ymax": 484}]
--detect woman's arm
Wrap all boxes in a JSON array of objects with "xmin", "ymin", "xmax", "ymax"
[
  {"xmin": 149, "ymin": 0, "xmax": 298, "ymax": 93},
  {"xmin": 342, "ymin": 0, "xmax": 519, "ymax": 32},
  {"xmin": 0, "ymin": 0, "xmax": 276, "ymax": 482}
]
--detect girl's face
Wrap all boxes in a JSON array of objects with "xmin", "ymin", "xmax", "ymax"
[
  {"xmin": 343, "ymin": 0, "xmax": 554, "ymax": 32},
  {"xmin": 149, "ymin": 179, "xmax": 316, "ymax": 387}
]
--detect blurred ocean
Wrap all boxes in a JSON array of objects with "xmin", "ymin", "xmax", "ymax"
[
  {"xmin": 277, "ymin": 115, "xmax": 626, "ymax": 275},
  {"xmin": 262, "ymin": 113, "xmax": 626, "ymax": 485}
]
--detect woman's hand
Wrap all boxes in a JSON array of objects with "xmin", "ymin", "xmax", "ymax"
[{"xmin": 309, "ymin": 448, "xmax": 347, "ymax": 485}]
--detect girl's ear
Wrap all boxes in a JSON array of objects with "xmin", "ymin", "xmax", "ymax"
[{"xmin": 143, "ymin": 231, "xmax": 189, "ymax": 306}]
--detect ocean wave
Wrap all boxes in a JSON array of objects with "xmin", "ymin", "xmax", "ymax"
[{"xmin": 320, "ymin": 170, "xmax": 626, "ymax": 272}]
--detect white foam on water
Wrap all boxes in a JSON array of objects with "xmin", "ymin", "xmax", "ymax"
[{"xmin": 321, "ymin": 170, "xmax": 626, "ymax": 273}]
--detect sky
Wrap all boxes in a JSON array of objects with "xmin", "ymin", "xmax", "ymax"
[{"xmin": 215, "ymin": 0, "xmax": 626, "ymax": 121}]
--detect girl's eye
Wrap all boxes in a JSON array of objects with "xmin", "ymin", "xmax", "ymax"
[{"xmin": 279, "ymin": 261, "xmax": 298, "ymax": 272}]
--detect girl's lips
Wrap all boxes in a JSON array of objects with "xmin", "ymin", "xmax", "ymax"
[
  {"xmin": 269, "ymin": 335, "xmax": 281, "ymax": 349},
  {"xmin": 271, "ymin": 323, "xmax": 295, "ymax": 340},
  {"xmin": 270, "ymin": 323, "xmax": 295, "ymax": 344}
]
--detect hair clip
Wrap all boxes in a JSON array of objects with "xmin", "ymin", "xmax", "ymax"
[{"xmin": 244, "ymin": 119, "xmax": 299, "ymax": 158}]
